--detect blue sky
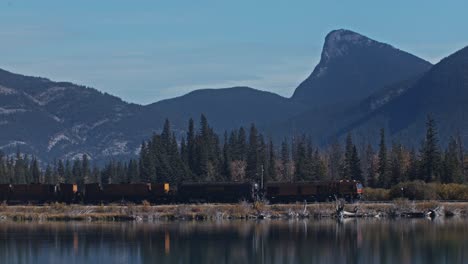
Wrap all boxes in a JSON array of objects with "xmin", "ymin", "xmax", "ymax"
[{"xmin": 0, "ymin": 1, "xmax": 467, "ymax": 104}]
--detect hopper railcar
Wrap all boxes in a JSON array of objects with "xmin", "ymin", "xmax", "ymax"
[
  {"xmin": 0, "ymin": 183, "xmax": 78, "ymax": 204},
  {"xmin": 177, "ymin": 182, "xmax": 258, "ymax": 203},
  {"xmin": 0, "ymin": 180, "xmax": 363, "ymax": 204},
  {"xmin": 83, "ymin": 183, "xmax": 171, "ymax": 204},
  {"xmin": 264, "ymin": 180, "xmax": 363, "ymax": 203}
]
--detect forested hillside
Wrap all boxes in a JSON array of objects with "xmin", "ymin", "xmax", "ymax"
[{"xmin": 1, "ymin": 116, "xmax": 465, "ymax": 192}]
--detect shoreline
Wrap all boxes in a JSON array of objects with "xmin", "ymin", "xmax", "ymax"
[{"xmin": 0, "ymin": 201, "xmax": 467, "ymax": 222}]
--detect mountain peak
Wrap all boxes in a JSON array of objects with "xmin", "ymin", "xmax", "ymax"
[
  {"xmin": 322, "ymin": 29, "xmax": 387, "ymax": 62},
  {"xmin": 291, "ymin": 29, "xmax": 432, "ymax": 106}
]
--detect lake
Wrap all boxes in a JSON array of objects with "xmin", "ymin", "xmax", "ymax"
[{"xmin": 0, "ymin": 218, "xmax": 466, "ymax": 264}]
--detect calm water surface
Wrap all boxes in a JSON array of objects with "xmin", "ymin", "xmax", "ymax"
[{"xmin": 0, "ymin": 219, "xmax": 467, "ymax": 264}]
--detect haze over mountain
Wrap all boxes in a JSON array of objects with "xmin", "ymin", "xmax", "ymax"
[{"xmin": 2, "ymin": 29, "xmax": 465, "ymax": 164}]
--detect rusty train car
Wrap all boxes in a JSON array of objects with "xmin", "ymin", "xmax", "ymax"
[
  {"xmin": 264, "ymin": 180, "xmax": 363, "ymax": 203},
  {"xmin": 0, "ymin": 180, "xmax": 363, "ymax": 204},
  {"xmin": 0, "ymin": 184, "xmax": 78, "ymax": 204},
  {"xmin": 177, "ymin": 182, "xmax": 257, "ymax": 203},
  {"xmin": 83, "ymin": 183, "xmax": 170, "ymax": 203}
]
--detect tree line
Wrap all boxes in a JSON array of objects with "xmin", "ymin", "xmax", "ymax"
[{"xmin": 0, "ymin": 115, "xmax": 466, "ymax": 188}]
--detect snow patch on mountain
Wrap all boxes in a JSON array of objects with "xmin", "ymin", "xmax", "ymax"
[
  {"xmin": 34, "ymin": 87, "xmax": 69, "ymax": 106},
  {"xmin": 0, "ymin": 86, "xmax": 17, "ymax": 95},
  {"xmin": 90, "ymin": 118, "xmax": 109, "ymax": 129},
  {"xmin": 101, "ymin": 141, "xmax": 129, "ymax": 156},
  {"xmin": 48, "ymin": 133, "xmax": 71, "ymax": 151},
  {"xmin": 0, "ymin": 141, "xmax": 26, "ymax": 149},
  {"xmin": 0, "ymin": 107, "xmax": 27, "ymax": 115}
]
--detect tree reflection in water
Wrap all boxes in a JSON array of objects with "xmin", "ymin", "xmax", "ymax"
[{"xmin": 0, "ymin": 219, "xmax": 466, "ymax": 264}]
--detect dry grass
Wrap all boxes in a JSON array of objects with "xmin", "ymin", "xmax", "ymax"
[{"xmin": 0, "ymin": 201, "xmax": 466, "ymax": 222}]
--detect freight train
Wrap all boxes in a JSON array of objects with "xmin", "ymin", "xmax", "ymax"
[{"xmin": 0, "ymin": 180, "xmax": 363, "ymax": 204}]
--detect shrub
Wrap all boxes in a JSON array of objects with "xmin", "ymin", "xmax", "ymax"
[
  {"xmin": 389, "ymin": 181, "xmax": 438, "ymax": 200},
  {"xmin": 363, "ymin": 188, "xmax": 390, "ymax": 201},
  {"xmin": 433, "ymin": 183, "xmax": 468, "ymax": 200}
]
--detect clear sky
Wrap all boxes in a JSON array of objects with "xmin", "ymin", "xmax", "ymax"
[{"xmin": 0, "ymin": 0, "xmax": 467, "ymax": 104}]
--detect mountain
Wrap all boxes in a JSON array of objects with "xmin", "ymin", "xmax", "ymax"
[
  {"xmin": 344, "ymin": 45, "xmax": 468, "ymax": 145},
  {"xmin": 0, "ymin": 29, "xmax": 448, "ymax": 163},
  {"xmin": 291, "ymin": 29, "xmax": 432, "ymax": 107},
  {"xmin": 0, "ymin": 69, "xmax": 141, "ymax": 161},
  {"xmin": 123, "ymin": 87, "xmax": 307, "ymax": 134}
]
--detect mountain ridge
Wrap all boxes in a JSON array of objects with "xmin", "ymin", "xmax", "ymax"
[{"xmin": 0, "ymin": 29, "xmax": 455, "ymax": 164}]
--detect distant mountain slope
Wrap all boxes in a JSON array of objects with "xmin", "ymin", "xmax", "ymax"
[
  {"xmin": 344, "ymin": 45, "xmax": 468, "ymax": 145},
  {"xmin": 0, "ymin": 29, "xmax": 451, "ymax": 164},
  {"xmin": 291, "ymin": 29, "xmax": 432, "ymax": 107},
  {"xmin": 0, "ymin": 69, "xmax": 141, "ymax": 161},
  {"xmin": 130, "ymin": 87, "xmax": 307, "ymax": 132}
]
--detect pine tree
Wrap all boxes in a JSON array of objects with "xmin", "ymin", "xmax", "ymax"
[
  {"xmin": 14, "ymin": 151, "xmax": 26, "ymax": 184},
  {"xmin": 23, "ymin": 154, "xmax": 31, "ymax": 184},
  {"xmin": 82, "ymin": 154, "xmax": 90, "ymax": 184},
  {"xmin": 312, "ymin": 149, "xmax": 327, "ymax": 180},
  {"xmin": 65, "ymin": 160, "xmax": 72, "ymax": 183},
  {"xmin": 57, "ymin": 159, "xmax": 65, "ymax": 183},
  {"xmin": 406, "ymin": 148, "xmax": 419, "ymax": 181},
  {"xmin": 419, "ymin": 115, "xmax": 441, "ymax": 182},
  {"xmin": 377, "ymin": 128, "xmax": 388, "ymax": 188},
  {"xmin": 342, "ymin": 133, "xmax": 354, "ymax": 180},
  {"xmin": 365, "ymin": 144, "xmax": 377, "ymax": 187},
  {"xmin": 72, "ymin": 159, "xmax": 83, "ymax": 185},
  {"xmin": 328, "ymin": 140, "xmax": 342, "ymax": 181},
  {"xmin": 389, "ymin": 142, "xmax": 405, "ymax": 186},
  {"xmin": 237, "ymin": 127, "xmax": 247, "ymax": 161},
  {"xmin": 222, "ymin": 132, "xmax": 232, "ymax": 181},
  {"xmin": 246, "ymin": 124, "xmax": 260, "ymax": 182},
  {"xmin": 30, "ymin": 157, "xmax": 41, "ymax": 183},
  {"xmin": 91, "ymin": 165, "xmax": 101, "ymax": 184},
  {"xmin": 294, "ymin": 136, "xmax": 309, "ymax": 181},
  {"xmin": 350, "ymin": 145, "xmax": 362, "ymax": 181},
  {"xmin": 443, "ymin": 136, "xmax": 463, "ymax": 183},
  {"xmin": 280, "ymin": 138, "xmax": 291, "ymax": 181},
  {"xmin": 44, "ymin": 164, "xmax": 54, "ymax": 184},
  {"xmin": 187, "ymin": 118, "xmax": 196, "ymax": 175},
  {"xmin": 128, "ymin": 159, "xmax": 139, "ymax": 183},
  {"xmin": 267, "ymin": 139, "xmax": 277, "ymax": 182}
]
